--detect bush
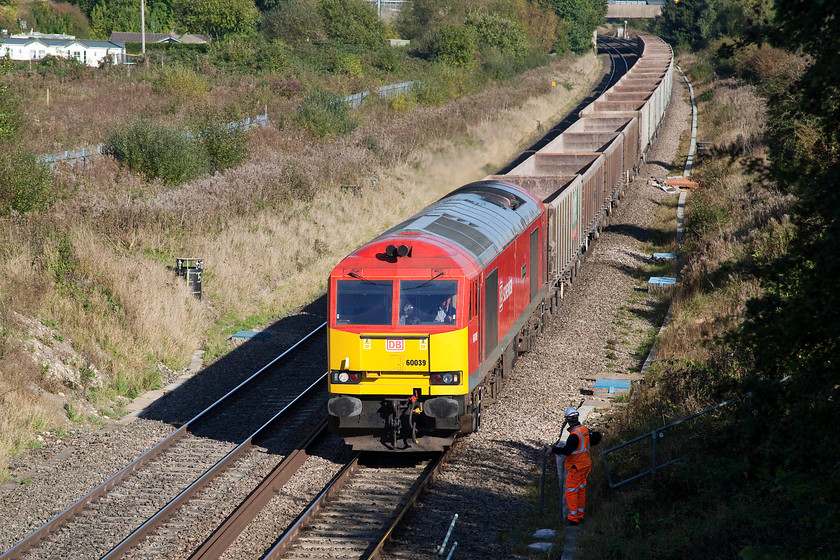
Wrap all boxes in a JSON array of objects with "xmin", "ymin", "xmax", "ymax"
[
  {"xmin": 417, "ymin": 22, "xmax": 477, "ymax": 67},
  {"xmin": 296, "ymin": 89, "xmax": 358, "ymax": 138},
  {"xmin": 35, "ymin": 55, "xmax": 88, "ymax": 80},
  {"xmin": 550, "ymin": 0, "xmax": 604, "ymax": 53},
  {"xmin": 187, "ymin": 110, "xmax": 250, "ymax": 171},
  {"xmin": 211, "ymin": 35, "xmax": 290, "ymax": 73},
  {"xmin": 479, "ymin": 47, "xmax": 518, "ymax": 81},
  {"xmin": 317, "ymin": 0, "xmax": 387, "ymax": 49},
  {"xmin": 261, "ymin": 0, "xmax": 325, "ymax": 44},
  {"xmin": 0, "ymin": 148, "xmax": 55, "ymax": 216},
  {"xmin": 466, "ymin": 12, "xmax": 530, "ymax": 61},
  {"xmin": 106, "ymin": 118, "xmax": 210, "ymax": 184},
  {"xmin": 334, "ymin": 52, "xmax": 364, "ymax": 77},
  {"xmin": 0, "ymin": 77, "xmax": 21, "ymax": 144},
  {"xmin": 173, "ymin": 0, "xmax": 260, "ymax": 38},
  {"xmin": 151, "ymin": 65, "xmax": 209, "ymax": 101}
]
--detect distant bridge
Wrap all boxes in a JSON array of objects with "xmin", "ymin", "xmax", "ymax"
[{"xmin": 607, "ymin": 1, "xmax": 665, "ymax": 19}]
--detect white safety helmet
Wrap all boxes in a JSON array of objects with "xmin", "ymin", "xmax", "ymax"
[{"xmin": 564, "ymin": 407, "xmax": 579, "ymax": 420}]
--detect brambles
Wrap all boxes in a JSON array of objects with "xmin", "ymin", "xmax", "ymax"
[
  {"xmin": 106, "ymin": 118, "xmax": 210, "ymax": 184},
  {"xmin": 296, "ymin": 89, "xmax": 358, "ymax": 138}
]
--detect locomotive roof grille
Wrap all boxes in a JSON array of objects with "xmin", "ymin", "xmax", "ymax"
[
  {"xmin": 375, "ymin": 180, "xmax": 540, "ymax": 265},
  {"xmin": 425, "ymin": 215, "xmax": 494, "ymax": 257}
]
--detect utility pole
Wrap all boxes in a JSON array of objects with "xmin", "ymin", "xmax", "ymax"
[{"xmin": 141, "ymin": 0, "xmax": 146, "ymax": 55}]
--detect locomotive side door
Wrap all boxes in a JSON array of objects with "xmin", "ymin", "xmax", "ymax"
[
  {"xmin": 484, "ymin": 268, "xmax": 498, "ymax": 354},
  {"xmin": 530, "ymin": 227, "xmax": 539, "ymax": 301}
]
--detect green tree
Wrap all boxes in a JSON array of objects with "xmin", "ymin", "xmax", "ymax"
[
  {"xmin": 654, "ymin": 0, "xmax": 774, "ymax": 51},
  {"xmin": 548, "ymin": 0, "xmax": 604, "ymax": 53},
  {"xmin": 261, "ymin": 0, "xmax": 325, "ymax": 44},
  {"xmin": 317, "ymin": 0, "xmax": 386, "ymax": 49},
  {"xmin": 417, "ymin": 21, "xmax": 477, "ymax": 67},
  {"xmin": 31, "ymin": 2, "xmax": 92, "ymax": 37},
  {"xmin": 173, "ymin": 0, "xmax": 259, "ymax": 38},
  {"xmin": 90, "ymin": 0, "xmax": 139, "ymax": 37},
  {"xmin": 396, "ymin": 0, "xmax": 455, "ymax": 41},
  {"xmin": 465, "ymin": 11, "xmax": 529, "ymax": 61},
  {"xmin": 735, "ymin": 1, "xmax": 840, "ymax": 555}
]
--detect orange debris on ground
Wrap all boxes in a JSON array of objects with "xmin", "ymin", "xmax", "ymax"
[{"xmin": 665, "ymin": 176, "xmax": 701, "ymax": 189}]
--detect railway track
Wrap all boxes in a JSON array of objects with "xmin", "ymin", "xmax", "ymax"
[
  {"xmin": 265, "ymin": 453, "xmax": 445, "ymax": 560},
  {"xmin": 1, "ymin": 325, "xmax": 327, "ymax": 560}
]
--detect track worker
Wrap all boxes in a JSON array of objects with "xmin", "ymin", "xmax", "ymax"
[{"xmin": 551, "ymin": 407, "xmax": 602, "ymax": 526}]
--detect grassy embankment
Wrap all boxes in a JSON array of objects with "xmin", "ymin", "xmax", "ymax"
[{"xmin": 0, "ymin": 51, "xmax": 601, "ymax": 480}]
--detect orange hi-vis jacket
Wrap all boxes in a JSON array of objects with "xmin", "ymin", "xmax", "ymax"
[{"xmin": 566, "ymin": 425, "xmax": 591, "ymax": 470}]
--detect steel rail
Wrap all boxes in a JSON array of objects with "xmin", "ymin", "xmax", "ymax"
[
  {"xmin": 0, "ymin": 322, "xmax": 326, "ymax": 560},
  {"xmin": 262, "ymin": 449, "xmax": 450, "ymax": 560},
  {"xmin": 364, "ymin": 451, "xmax": 449, "ymax": 560},
  {"xmin": 189, "ymin": 417, "xmax": 330, "ymax": 560},
  {"xmin": 264, "ymin": 454, "xmax": 364, "ymax": 559},
  {"xmin": 101, "ymin": 372, "xmax": 328, "ymax": 559}
]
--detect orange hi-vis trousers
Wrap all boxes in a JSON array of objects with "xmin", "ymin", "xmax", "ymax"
[{"xmin": 564, "ymin": 463, "xmax": 591, "ymax": 522}]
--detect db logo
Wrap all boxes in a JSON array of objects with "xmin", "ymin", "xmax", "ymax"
[{"xmin": 386, "ymin": 339, "xmax": 405, "ymax": 352}]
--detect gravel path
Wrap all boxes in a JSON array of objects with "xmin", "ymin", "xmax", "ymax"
[{"xmin": 0, "ymin": 69, "xmax": 689, "ymax": 559}]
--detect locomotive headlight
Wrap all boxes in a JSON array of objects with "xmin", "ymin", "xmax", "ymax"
[
  {"xmin": 331, "ymin": 371, "xmax": 360, "ymax": 384},
  {"xmin": 430, "ymin": 371, "xmax": 461, "ymax": 385}
]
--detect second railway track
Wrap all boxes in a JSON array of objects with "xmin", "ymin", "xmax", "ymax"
[{"xmin": 2, "ymin": 326, "xmax": 328, "ymax": 560}]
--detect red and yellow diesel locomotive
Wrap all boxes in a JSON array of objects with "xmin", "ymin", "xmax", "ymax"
[
  {"xmin": 327, "ymin": 180, "xmax": 547, "ymax": 450},
  {"xmin": 327, "ymin": 34, "xmax": 674, "ymax": 451}
]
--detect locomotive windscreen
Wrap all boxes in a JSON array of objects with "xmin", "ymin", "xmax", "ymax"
[{"xmin": 335, "ymin": 280, "xmax": 393, "ymax": 325}]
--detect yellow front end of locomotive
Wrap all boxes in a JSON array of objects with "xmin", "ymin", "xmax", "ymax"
[{"xmin": 328, "ymin": 327, "xmax": 469, "ymax": 396}]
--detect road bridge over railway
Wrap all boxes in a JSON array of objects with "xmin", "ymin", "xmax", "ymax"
[{"xmin": 607, "ymin": 1, "xmax": 664, "ymax": 19}]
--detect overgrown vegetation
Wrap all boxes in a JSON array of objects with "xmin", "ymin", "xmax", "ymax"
[{"xmin": 567, "ymin": 1, "xmax": 840, "ymax": 557}]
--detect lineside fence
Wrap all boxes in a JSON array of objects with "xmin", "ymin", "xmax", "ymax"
[
  {"xmin": 601, "ymin": 376, "xmax": 791, "ymax": 488},
  {"xmin": 40, "ymin": 113, "xmax": 270, "ymax": 169},
  {"xmin": 343, "ymin": 81, "xmax": 419, "ymax": 109}
]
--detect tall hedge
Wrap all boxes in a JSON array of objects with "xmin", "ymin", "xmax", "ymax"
[
  {"xmin": 466, "ymin": 12, "xmax": 530, "ymax": 61},
  {"xmin": 317, "ymin": 0, "xmax": 386, "ymax": 49}
]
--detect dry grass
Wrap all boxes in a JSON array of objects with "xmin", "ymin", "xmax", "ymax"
[
  {"xmin": 9, "ymin": 65, "xmax": 272, "ymax": 153},
  {"xmin": 0, "ymin": 53, "xmax": 601, "ymax": 472}
]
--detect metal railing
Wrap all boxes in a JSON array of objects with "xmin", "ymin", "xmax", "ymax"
[
  {"xmin": 601, "ymin": 397, "xmax": 736, "ymax": 488},
  {"xmin": 343, "ymin": 81, "xmax": 419, "ymax": 109},
  {"xmin": 601, "ymin": 376, "xmax": 791, "ymax": 488},
  {"xmin": 42, "ymin": 77, "xmax": 419, "ymax": 168}
]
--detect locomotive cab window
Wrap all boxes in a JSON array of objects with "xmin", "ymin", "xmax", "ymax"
[
  {"xmin": 399, "ymin": 280, "xmax": 458, "ymax": 325},
  {"xmin": 336, "ymin": 280, "xmax": 393, "ymax": 325}
]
